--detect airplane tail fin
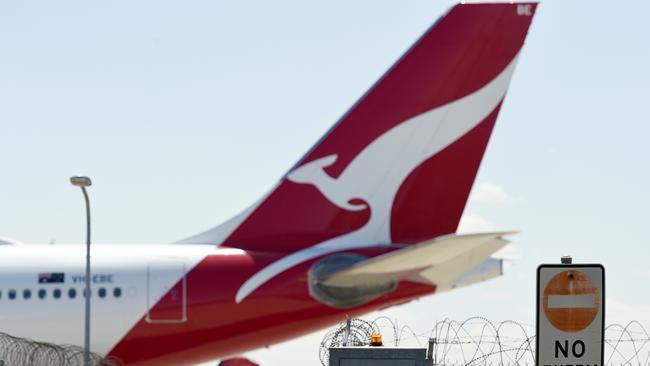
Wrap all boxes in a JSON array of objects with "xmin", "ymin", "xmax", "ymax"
[{"xmin": 180, "ymin": 3, "xmax": 537, "ymax": 251}]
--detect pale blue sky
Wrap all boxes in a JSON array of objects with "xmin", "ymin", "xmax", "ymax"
[{"xmin": 1, "ymin": 1, "xmax": 649, "ymax": 364}]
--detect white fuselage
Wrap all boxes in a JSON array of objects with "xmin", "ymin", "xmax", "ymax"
[{"xmin": 0, "ymin": 244, "xmax": 214, "ymax": 354}]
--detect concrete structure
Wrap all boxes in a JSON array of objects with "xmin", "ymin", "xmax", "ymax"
[{"xmin": 329, "ymin": 347, "xmax": 433, "ymax": 366}]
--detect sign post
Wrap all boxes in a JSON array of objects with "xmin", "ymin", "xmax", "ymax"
[{"xmin": 536, "ymin": 259, "xmax": 605, "ymax": 366}]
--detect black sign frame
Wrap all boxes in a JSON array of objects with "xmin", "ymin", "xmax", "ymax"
[{"xmin": 536, "ymin": 263, "xmax": 605, "ymax": 366}]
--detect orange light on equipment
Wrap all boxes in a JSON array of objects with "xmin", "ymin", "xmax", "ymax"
[{"xmin": 370, "ymin": 333, "xmax": 383, "ymax": 346}]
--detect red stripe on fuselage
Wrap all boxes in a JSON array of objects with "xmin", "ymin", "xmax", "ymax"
[{"xmin": 107, "ymin": 247, "xmax": 435, "ymax": 365}]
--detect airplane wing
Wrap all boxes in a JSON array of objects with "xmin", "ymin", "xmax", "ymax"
[{"xmin": 322, "ymin": 232, "xmax": 514, "ymax": 291}]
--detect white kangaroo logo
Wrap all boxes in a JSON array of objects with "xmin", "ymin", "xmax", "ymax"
[
  {"xmin": 235, "ymin": 55, "xmax": 520, "ymax": 303},
  {"xmin": 286, "ymin": 155, "xmax": 368, "ymax": 212}
]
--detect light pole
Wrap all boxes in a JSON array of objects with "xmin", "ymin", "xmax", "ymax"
[{"xmin": 70, "ymin": 176, "xmax": 92, "ymax": 366}]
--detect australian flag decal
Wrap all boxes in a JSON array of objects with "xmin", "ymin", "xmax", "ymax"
[{"xmin": 38, "ymin": 272, "xmax": 65, "ymax": 284}]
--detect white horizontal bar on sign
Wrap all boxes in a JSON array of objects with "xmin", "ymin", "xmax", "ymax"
[{"xmin": 548, "ymin": 294, "xmax": 596, "ymax": 309}]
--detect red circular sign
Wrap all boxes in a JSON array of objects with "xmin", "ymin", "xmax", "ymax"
[{"xmin": 543, "ymin": 270, "xmax": 599, "ymax": 332}]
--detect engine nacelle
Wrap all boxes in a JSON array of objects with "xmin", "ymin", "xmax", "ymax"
[{"xmin": 308, "ymin": 253, "xmax": 397, "ymax": 309}]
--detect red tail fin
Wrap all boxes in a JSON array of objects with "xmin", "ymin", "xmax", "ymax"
[{"xmin": 182, "ymin": 3, "xmax": 537, "ymax": 251}]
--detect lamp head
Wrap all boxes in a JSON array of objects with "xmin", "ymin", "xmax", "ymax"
[{"xmin": 70, "ymin": 176, "xmax": 92, "ymax": 187}]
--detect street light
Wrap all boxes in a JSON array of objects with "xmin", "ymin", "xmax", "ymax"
[{"xmin": 70, "ymin": 176, "xmax": 92, "ymax": 366}]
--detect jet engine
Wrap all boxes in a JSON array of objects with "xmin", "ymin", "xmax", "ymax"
[{"xmin": 308, "ymin": 253, "xmax": 397, "ymax": 309}]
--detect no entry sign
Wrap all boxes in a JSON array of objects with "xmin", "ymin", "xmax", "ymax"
[{"xmin": 537, "ymin": 264, "xmax": 605, "ymax": 366}]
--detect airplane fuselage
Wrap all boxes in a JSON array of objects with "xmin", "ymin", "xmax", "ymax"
[{"xmin": 0, "ymin": 244, "xmax": 434, "ymax": 365}]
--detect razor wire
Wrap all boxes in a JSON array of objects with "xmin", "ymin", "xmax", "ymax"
[
  {"xmin": 320, "ymin": 317, "xmax": 650, "ymax": 366},
  {"xmin": 319, "ymin": 318, "xmax": 379, "ymax": 365},
  {"xmin": 0, "ymin": 332, "xmax": 122, "ymax": 366}
]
